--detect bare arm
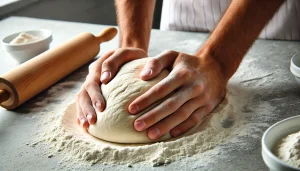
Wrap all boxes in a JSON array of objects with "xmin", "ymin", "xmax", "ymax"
[
  {"xmin": 115, "ymin": 0, "xmax": 156, "ymax": 52},
  {"xmin": 76, "ymin": 0, "xmax": 155, "ymax": 129},
  {"xmin": 128, "ymin": 0, "xmax": 285, "ymax": 139},
  {"xmin": 198, "ymin": 0, "xmax": 284, "ymax": 81}
]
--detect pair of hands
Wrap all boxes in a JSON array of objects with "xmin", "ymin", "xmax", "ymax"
[{"xmin": 76, "ymin": 47, "xmax": 227, "ymax": 140}]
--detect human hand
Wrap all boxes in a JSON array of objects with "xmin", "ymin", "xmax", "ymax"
[
  {"xmin": 76, "ymin": 48, "xmax": 147, "ymax": 129},
  {"xmin": 128, "ymin": 50, "xmax": 227, "ymax": 139}
]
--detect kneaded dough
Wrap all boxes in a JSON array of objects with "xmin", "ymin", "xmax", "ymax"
[{"xmin": 88, "ymin": 58, "xmax": 171, "ymax": 143}]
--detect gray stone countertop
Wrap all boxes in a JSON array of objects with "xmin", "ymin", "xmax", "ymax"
[{"xmin": 0, "ymin": 17, "xmax": 300, "ymax": 171}]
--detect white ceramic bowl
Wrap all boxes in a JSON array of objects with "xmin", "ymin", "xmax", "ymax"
[
  {"xmin": 1, "ymin": 29, "xmax": 52, "ymax": 63},
  {"xmin": 262, "ymin": 115, "xmax": 300, "ymax": 171},
  {"xmin": 291, "ymin": 54, "xmax": 300, "ymax": 85}
]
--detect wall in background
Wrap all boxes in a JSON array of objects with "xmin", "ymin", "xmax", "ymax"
[{"xmin": 1, "ymin": 0, "xmax": 163, "ymax": 29}]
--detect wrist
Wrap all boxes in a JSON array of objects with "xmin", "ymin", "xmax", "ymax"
[
  {"xmin": 195, "ymin": 45, "xmax": 231, "ymax": 82},
  {"xmin": 120, "ymin": 35, "xmax": 149, "ymax": 52}
]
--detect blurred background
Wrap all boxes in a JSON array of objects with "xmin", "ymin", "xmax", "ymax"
[{"xmin": 0, "ymin": 0, "xmax": 163, "ymax": 28}]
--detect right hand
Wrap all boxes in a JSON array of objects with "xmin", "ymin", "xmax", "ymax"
[{"xmin": 76, "ymin": 48, "xmax": 148, "ymax": 129}]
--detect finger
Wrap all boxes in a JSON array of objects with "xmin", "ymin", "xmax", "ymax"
[
  {"xmin": 78, "ymin": 90, "xmax": 97, "ymax": 125},
  {"xmin": 84, "ymin": 80, "xmax": 106, "ymax": 112},
  {"xmin": 88, "ymin": 50, "xmax": 115, "ymax": 83},
  {"xmin": 146, "ymin": 97, "xmax": 205, "ymax": 140},
  {"xmin": 170, "ymin": 106, "xmax": 210, "ymax": 137},
  {"xmin": 129, "ymin": 68, "xmax": 191, "ymax": 114},
  {"xmin": 76, "ymin": 99, "xmax": 89, "ymax": 129},
  {"xmin": 140, "ymin": 50, "xmax": 179, "ymax": 80},
  {"xmin": 134, "ymin": 86, "xmax": 199, "ymax": 132},
  {"xmin": 101, "ymin": 48, "xmax": 147, "ymax": 84}
]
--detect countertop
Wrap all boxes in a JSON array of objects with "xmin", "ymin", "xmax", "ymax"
[{"xmin": 0, "ymin": 17, "xmax": 300, "ymax": 171}]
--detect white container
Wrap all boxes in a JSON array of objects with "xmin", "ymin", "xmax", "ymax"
[
  {"xmin": 290, "ymin": 54, "xmax": 300, "ymax": 85},
  {"xmin": 1, "ymin": 29, "xmax": 52, "ymax": 63},
  {"xmin": 262, "ymin": 115, "xmax": 300, "ymax": 171}
]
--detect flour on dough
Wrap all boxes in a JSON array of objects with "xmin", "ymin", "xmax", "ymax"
[{"xmin": 88, "ymin": 58, "xmax": 171, "ymax": 143}]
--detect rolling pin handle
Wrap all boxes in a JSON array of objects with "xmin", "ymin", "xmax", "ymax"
[
  {"xmin": 0, "ymin": 89, "xmax": 9, "ymax": 104},
  {"xmin": 96, "ymin": 27, "xmax": 118, "ymax": 44}
]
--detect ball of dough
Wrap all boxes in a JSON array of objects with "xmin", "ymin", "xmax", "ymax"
[{"xmin": 88, "ymin": 58, "xmax": 171, "ymax": 143}]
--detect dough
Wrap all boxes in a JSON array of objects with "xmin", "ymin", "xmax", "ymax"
[{"xmin": 88, "ymin": 58, "xmax": 171, "ymax": 143}]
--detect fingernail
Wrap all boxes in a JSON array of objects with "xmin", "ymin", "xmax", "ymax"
[
  {"xmin": 140, "ymin": 69, "xmax": 152, "ymax": 77},
  {"xmin": 130, "ymin": 104, "xmax": 139, "ymax": 114},
  {"xmin": 135, "ymin": 120, "xmax": 146, "ymax": 131},
  {"xmin": 87, "ymin": 114, "xmax": 93, "ymax": 124},
  {"xmin": 149, "ymin": 128, "xmax": 160, "ymax": 139},
  {"xmin": 101, "ymin": 71, "xmax": 111, "ymax": 81},
  {"xmin": 95, "ymin": 102, "xmax": 101, "ymax": 111},
  {"xmin": 172, "ymin": 129, "xmax": 181, "ymax": 137}
]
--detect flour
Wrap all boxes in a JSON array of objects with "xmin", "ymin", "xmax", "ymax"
[
  {"xmin": 34, "ymin": 90, "xmax": 240, "ymax": 166},
  {"xmin": 10, "ymin": 32, "xmax": 40, "ymax": 45},
  {"xmin": 274, "ymin": 131, "xmax": 300, "ymax": 168},
  {"xmin": 29, "ymin": 54, "xmax": 278, "ymax": 168}
]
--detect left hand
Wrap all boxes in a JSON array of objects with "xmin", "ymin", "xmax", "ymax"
[{"xmin": 128, "ymin": 50, "xmax": 227, "ymax": 140}]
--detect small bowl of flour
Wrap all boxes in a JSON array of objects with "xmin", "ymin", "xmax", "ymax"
[
  {"xmin": 262, "ymin": 115, "xmax": 300, "ymax": 171},
  {"xmin": 1, "ymin": 29, "xmax": 52, "ymax": 63}
]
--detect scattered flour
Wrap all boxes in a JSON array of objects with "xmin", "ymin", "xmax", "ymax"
[
  {"xmin": 35, "ymin": 89, "xmax": 244, "ymax": 167},
  {"xmin": 274, "ymin": 131, "xmax": 300, "ymax": 168},
  {"xmin": 28, "ymin": 54, "xmax": 279, "ymax": 168}
]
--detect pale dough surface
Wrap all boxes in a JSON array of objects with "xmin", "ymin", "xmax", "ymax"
[{"xmin": 88, "ymin": 58, "xmax": 171, "ymax": 143}]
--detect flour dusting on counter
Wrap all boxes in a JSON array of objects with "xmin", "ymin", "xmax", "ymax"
[{"xmin": 28, "ymin": 56, "xmax": 279, "ymax": 168}]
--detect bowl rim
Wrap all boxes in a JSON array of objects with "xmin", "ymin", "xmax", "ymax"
[
  {"xmin": 291, "ymin": 53, "xmax": 300, "ymax": 78},
  {"xmin": 262, "ymin": 115, "xmax": 300, "ymax": 170},
  {"xmin": 1, "ymin": 29, "xmax": 52, "ymax": 51}
]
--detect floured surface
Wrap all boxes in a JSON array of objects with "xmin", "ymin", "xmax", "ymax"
[
  {"xmin": 1, "ymin": 17, "xmax": 299, "ymax": 171},
  {"xmin": 36, "ymin": 88, "xmax": 246, "ymax": 166},
  {"xmin": 28, "ymin": 44, "xmax": 293, "ymax": 169}
]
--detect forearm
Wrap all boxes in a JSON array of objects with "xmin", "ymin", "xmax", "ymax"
[
  {"xmin": 115, "ymin": 0, "xmax": 155, "ymax": 52},
  {"xmin": 197, "ymin": 0, "xmax": 284, "ymax": 81}
]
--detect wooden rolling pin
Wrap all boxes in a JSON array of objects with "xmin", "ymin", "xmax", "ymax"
[{"xmin": 0, "ymin": 27, "xmax": 117, "ymax": 110}]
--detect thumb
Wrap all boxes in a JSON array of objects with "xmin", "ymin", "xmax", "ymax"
[
  {"xmin": 140, "ymin": 50, "xmax": 179, "ymax": 80},
  {"xmin": 101, "ymin": 48, "xmax": 147, "ymax": 84}
]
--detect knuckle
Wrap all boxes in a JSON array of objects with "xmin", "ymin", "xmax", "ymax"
[
  {"xmin": 77, "ymin": 90, "xmax": 86, "ymax": 98},
  {"xmin": 84, "ymin": 81, "xmax": 94, "ymax": 90},
  {"xmin": 114, "ymin": 48, "xmax": 123, "ymax": 54},
  {"xmin": 83, "ymin": 106, "xmax": 94, "ymax": 115},
  {"xmin": 202, "ymin": 94, "xmax": 210, "ymax": 102},
  {"xmin": 190, "ymin": 114, "xmax": 200, "ymax": 125},
  {"xmin": 117, "ymin": 48, "xmax": 130, "ymax": 55},
  {"xmin": 102, "ymin": 60, "xmax": 115, "ymax": 69},
  {"xmin": 176, "ymin": 68, "xmax": 192, "ymax": 79},
  {"xmin": 206, "ymin": 103, "xmax": 214, "ymax": 113},
  {"xmin": 88, "ymin": 63, "xmax": 95, "ymax": 71},
  {"xmin": 192, "ymin": 83, "xmax": 203, "ymax": 94},
  {"xmin": 88, "ymin": 62, "xmax": 101, "ymax": 73},
  {"xmin": 152, "ymin": 84, "xmax": 164, "ymax": 94},
  {"xmin": 165, "ymin": 99, "xmax": 178, "ymax": 109},
  {"xmin": 180, "ymin": 110, "xmax": 191, "ymax": 120},
  {"xmin": 162, "ymin": 49, "xmax": 175, "ymax": 55},
  {"xmin": 149, "ymin": 58, "xmax": 161, "ymax": 69}
]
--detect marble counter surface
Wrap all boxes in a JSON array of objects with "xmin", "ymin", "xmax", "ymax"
[{"xmin": 0, "ymin": 17, "xmax": 300, "ymax": 171}]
